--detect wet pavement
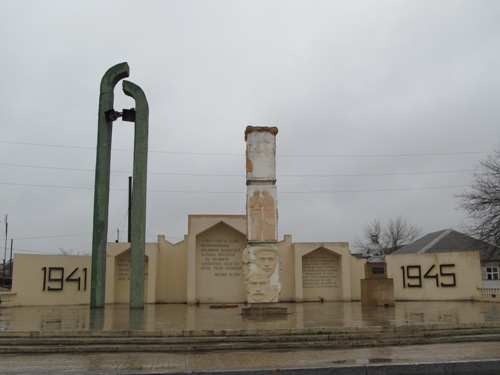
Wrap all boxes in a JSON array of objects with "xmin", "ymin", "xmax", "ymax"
[
  {"xmin": 1, "ymin": 301, "xmax": 500, "ymax": 332},
  {"xmin": 0, "ymin": 301, "xmax": 500, "ymax": 373},
  {"xmin": 1, "ymin": 342, "xmax": 500, "ymax": 374}
]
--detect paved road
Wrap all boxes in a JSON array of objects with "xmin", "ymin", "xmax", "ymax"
[
  {"xmin": 1, "ymin": 301, "xmax": 499, "ymax": 373},
  {"xmin": 1, "ymin": 341, "xmax": 500, "ymax": 374}
]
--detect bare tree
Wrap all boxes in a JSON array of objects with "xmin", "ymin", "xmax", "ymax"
[
  {"xmin": 352, "ymin": 219, "xmax": 382, "ymax": 252},
  {"xmin": 384, "ymin": 216, "xmax": 422, "ymax": 254},
  {"xmin": 457, "ymin": 148, "xmax": 500, "ymax": 246},
  {"xmin": 354, "ymin": 216, "xmax": 421, "ymax": 254},
  {"xmin": 58, "ymin": 248, "xmax": 90, "ymax": 256}
]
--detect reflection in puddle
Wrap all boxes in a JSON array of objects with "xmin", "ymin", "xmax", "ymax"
[{"xmin": 1, "ymin": 301, "xmax": 499, "ymax": 332}]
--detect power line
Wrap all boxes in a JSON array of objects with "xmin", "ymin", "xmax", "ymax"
[
  {"xmin": 0, "ymin": 163, "xmax": 475, "ymax": 178},
  {"xmin": 1, "ymin": 233, "xmax": 90, "ymax": 241},
  {"xmin": 0, "ymin": 140, "xmax": 491, "ymax": 158},
  {"xmin": 11, "ymin": 248, "xmax": 55, "ymax": 254},
  {"xmin": 0, "ymin": 181, "xmax": 469, "ymax": 194},
  {"xmin": 0, "ymin": 182, "xmax": 96, "ymax": 190},
  {"xmin": 279, "ymin": 185, "xmax": 469, "ymax": 194}
]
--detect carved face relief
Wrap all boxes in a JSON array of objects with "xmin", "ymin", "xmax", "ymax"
[
  {"xmin": 246, "ymin": 273, "xmax": 270, "ymax": 302},
  {"xmin": 254, "ymin": 249, "xmax": 278, "ymax": 276}
]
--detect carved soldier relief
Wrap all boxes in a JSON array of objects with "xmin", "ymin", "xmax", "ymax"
[
  {"xmin": 247, "ymin": 187, "xmax": 277, "ymax": 242},
  {"xmin": 242, "ymin": 246, "xmax": 281, "ymax": 303}
]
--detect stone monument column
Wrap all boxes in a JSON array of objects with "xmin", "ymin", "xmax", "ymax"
[{"xmin": 243, "ymin": 126, "xmax": 280, "ymax": 304}]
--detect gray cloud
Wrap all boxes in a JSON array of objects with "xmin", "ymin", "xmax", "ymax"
[{"xmin": 1, "ymin": 0, "xmax": 499, "ymax": 255}]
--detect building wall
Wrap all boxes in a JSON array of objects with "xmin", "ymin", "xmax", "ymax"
[
  {"xmin": 349, "ymin": 256, "xmax": 365, "ymax": 300},
  {"xmin": 292, "ymin": 242, "xmax": 352, "ymax": 302},
  {"xmin": 278, "ymin": 235, "xmax": 295, "ymax": 301},
  {"xmin": 194, "ymin": 222, "xmax": 246, "ymax": 303},
  {"xmin": 7, "ymin": 218, "xmax": 490, "ymax": 307},
  {"xmin": 185, "ymin": 215, "xmax": 247, "ymax": 304},
  {"xmin": 105, "ymin": 242, "xmax": 158, "ymax": 304},
  {"xmin": 12, "ymin": 254, "xmax": 91, "ymax": 306},
  {"xmin": 155, "ymin": 235, "xmax": 188, "ymax": 303},
  {"xmin": 387, "ymin": 251, "xmax": 482, "ymax": 300}
]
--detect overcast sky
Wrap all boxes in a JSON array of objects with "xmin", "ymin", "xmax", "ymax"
[{"xmin": 1, "ymin": 0, "xmax": 500, "ymax": 257}]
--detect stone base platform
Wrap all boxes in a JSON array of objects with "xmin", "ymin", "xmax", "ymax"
[
  {"xmin": 361, "ymin": 278, "xmax": 395, "ymax": 306},
  {"xmin": 361, "ymin": 262, "xmax": 395, "ymax": 306}
]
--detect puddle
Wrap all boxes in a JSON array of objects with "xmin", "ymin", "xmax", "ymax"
[{"xmin": 332, "ymin": 358, "xmax": 393, "ymax": 365}]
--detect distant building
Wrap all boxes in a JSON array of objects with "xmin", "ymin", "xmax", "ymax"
[{"xmin": 392, "ymin": 229, "xmax": 500, "ymax": 287}]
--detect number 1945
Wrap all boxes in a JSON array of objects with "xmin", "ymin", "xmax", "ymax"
[{"xmin": 401, "ymin": 264, "xmax": 456, "ymax": 288}]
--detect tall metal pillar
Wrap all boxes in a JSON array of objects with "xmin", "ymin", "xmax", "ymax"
[
  {"xmin": 90, "ymin": 62, "xmax": 129, "ymax": 308},
  {"xmin": 123, "ymin": 80, "xmax": 149, "ymax": 309}
]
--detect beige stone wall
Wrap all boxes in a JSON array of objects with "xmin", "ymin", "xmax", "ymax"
[
  {"xmin": 155, "ymin": 236, "xmax": 188, "ymax": 303},
  {"xmin": 387, "ymin": 251, "xmax": 482, "ymax": 300},
  {"xmin": 348, "ymin": 256, "xmax": 365, "ymax": 300},
  {"xmin": 8, "ymin": 218, "xmax": 489, "ymax": 306},
  {"xmin": 12, "ymin": 254, "xmax": 91, "ymax": 306},
  {"xmin": 277, "ymin": 235, "xmax": 294, "ymax": 301},
  {"xmin": 195, "ymin": 222, "xmax": 246, "ymax": 303},
  {"xmin": 186, "ymin": 215, "xmax": 247, "ymax": 304},
  {"xmin": 105, "ymin": 242, "xmax": 158, "ymax": 304},
  {"xmin": 293, "ymin": 242, "xmax": 352, "ymax": 302}
]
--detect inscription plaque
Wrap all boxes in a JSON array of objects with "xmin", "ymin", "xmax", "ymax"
[
  {"xmin": 200, "ymin": 238, "xmax": 242, "ymax": 278},
  {"xmin": 302, "ymin": 251, "xmax": 339, "ymax": 289}
]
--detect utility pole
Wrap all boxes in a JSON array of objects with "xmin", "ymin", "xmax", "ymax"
[
  {"xmin": 2, "ymin": 214, "xmax": 7, "ymax": 287},
  {"xmin": 9, "ymin": 238, "xmax": 13, "ymax": 286}
]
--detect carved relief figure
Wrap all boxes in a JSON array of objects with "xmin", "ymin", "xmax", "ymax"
[
  {"xmin": 249, "ymin": 190, "xmax": 263, "ymax": 240},
  {"xmin": 242, "ymin": 246, "xmax": 281, "ymax": 303},
  {"xmin": 248, "ymin": 189, "xmax": 276, "ymax": 241},
  {"xmin": 262, "ymin": 190, "xmax": 276, "ymax": 240},
  {"xmin": 253, "ymin": 246, "xmax": 279, "ymax": 277},
  {"xmin": 245, "ymin": 269, "xmax": 279, "ymax": 303}
]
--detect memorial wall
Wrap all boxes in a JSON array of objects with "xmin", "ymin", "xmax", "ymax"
[
  {"xmin": 8, "ymin": 218, "xmax": 484, "ymax": 306},
  {"xmin": 4, "ymin": 126, "xmax": 484, "ymax": 307},
  {"xmin": 387, "ymin": 251, "xmax": 482, "ymax": 301},
  {"xmin": 11, "ymin": 254, "xmax": 91, "ymax": 306},
  {"xmin": 302, "ymin": 248, "xmax": 341, "ymax": 301}
]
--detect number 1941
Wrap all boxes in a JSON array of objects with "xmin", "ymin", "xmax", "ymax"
[{"xmin": 41, "ymin": 267, "xmax": 88, "ymax": 291}]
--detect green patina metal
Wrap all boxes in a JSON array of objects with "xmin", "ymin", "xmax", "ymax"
[
  {"xmin": 123, "ymin": 80, "xmax": 149, "ymax": 309},
  {"xmin": 90, "ymin": 63, "xmax": 149, "ymax": 309},
  {"xmin": 91, "ymin": 62, "xmax": 130, "ymax": 309}
]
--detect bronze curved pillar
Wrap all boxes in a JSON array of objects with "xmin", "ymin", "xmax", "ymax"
[{"xmin": 90, "ymin": 63, "xmax": 129, "ymax": 308}]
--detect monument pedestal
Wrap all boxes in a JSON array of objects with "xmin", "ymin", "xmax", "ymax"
[
  {"xmin": 360, "ymin": 263, "xmax": 395, "ymax": 307},
  {"xmin": 242, "ymin": 303, "xmax": 288, "ymax": 318}
]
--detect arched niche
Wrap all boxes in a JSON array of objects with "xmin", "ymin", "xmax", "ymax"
[
  {"xmin": 195, "ymin": 222, "xmax": 246, "ymax": 303},
  {"xmin": 112, "ymin": 248, "xmax": 149, "ymax": 304},
  {"xmin": 301, "ymin": 247, "xmax": 342, "ymax": 301}
]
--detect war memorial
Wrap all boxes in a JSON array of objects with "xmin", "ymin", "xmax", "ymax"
[{"xmin": 1, "ymin": 63, "xmax": 499, "ymax": 374}]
